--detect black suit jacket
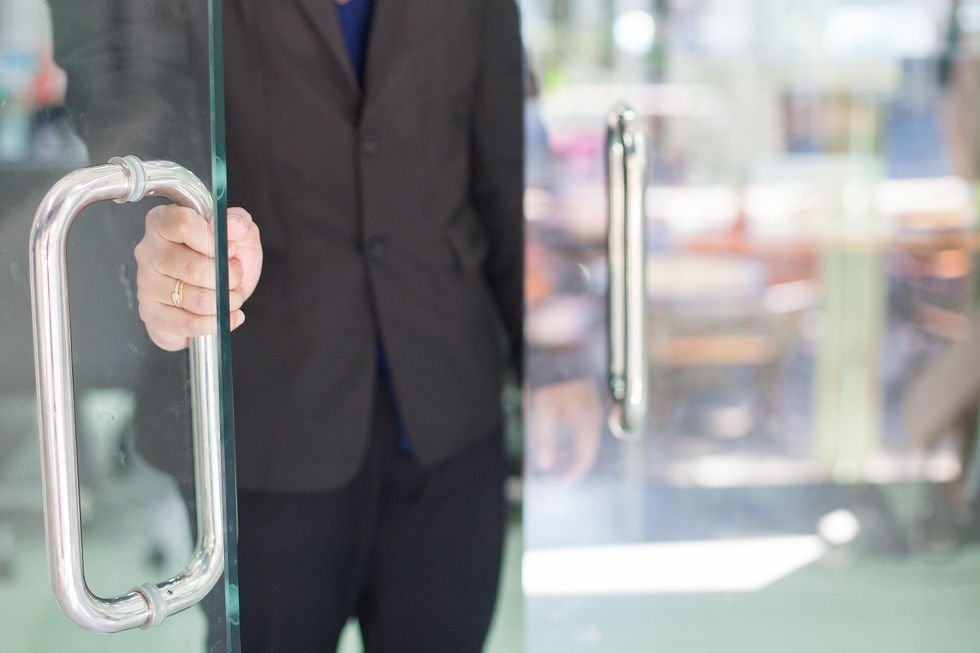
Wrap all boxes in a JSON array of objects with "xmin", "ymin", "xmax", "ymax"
[{"xmin": 52, "ymin": 0, "xmax": 524, "ymax": 492}]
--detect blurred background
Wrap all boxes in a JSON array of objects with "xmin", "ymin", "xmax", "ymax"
[{"xmin": 522, "ymin": 0, "xmax": 980, "ymax": 651}]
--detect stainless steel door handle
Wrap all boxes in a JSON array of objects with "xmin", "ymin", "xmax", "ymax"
[
  {"xmin": 606, "ymin": 105, "xmax": 649, "ymax": 440},
  {"xmin": 29, "ymin": 156, "xmax": 226, "ymax": 633}
]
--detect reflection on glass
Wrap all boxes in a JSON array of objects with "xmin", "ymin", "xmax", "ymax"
[
  {"xmin": 524, "ymin": 1, "xmax": 980, "ymax": 651},
  {"xmin": 0, "ymin": 1, "xmax": 234, "ymax": 650}
]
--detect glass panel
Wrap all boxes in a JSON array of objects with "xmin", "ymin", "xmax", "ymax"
[
  {"xmin": 0, "ymin": 1, "xmax": 238, "ymax": 651},
  {"xmin": 524, "ymin": 1, "xmax": 980, "ymax": 651}
]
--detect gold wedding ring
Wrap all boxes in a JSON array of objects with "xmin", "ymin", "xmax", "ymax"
[{"xmin": 171, "ymin": 279, "xmax": 185, "ymax": 308}]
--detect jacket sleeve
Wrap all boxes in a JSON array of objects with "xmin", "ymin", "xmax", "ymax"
[{"xmin": 470, "ymin": 0, "xmax": 525, "ymax": 377}]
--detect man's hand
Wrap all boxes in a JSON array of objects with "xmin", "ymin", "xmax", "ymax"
[
  {"xmin": 134, "ymin": 205, "xmax": 262, "ymax": 351},
  {"xmin": 530, "ymin": 378, "xmax": 604, "ymax": 483}
]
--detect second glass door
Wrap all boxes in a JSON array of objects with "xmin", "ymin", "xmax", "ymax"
[{"xmin": 524, "ymin": 1, "xmax": 980, "ymax": 651}]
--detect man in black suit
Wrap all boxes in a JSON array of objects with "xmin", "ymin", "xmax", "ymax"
[
  {"xmin": 122, "ymin": 0, "xmax": 521, "ymax": 651},
  {"xmin": 51, "ymin": 0, "xmax": 598, "ymax": 650}
]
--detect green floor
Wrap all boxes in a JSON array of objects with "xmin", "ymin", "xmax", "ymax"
[
  {"xmin": 7, "ymin": 498, "xmax": 980, "ymax": 652},
  {"xmin": 521, "ymin": 549, "xmax": 980, "ymax": 652}
]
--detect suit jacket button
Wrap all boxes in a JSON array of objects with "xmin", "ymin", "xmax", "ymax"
[
  {"xmin": 366, "ymin": 235, "xmax": 386, "ymax": 261},
  {"xmin": 361, "ymin": 135, "xmax": 380, "ymax": 155}
]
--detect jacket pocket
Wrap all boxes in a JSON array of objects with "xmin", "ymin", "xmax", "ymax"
[{"xmin": 447, "ymin": 205, "xmax": 489, "ymax": 273}]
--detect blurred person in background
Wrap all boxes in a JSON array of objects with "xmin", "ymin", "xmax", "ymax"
[{"xmin": 49, "ymin": 0, "xmax": 600, "ymax": 651}]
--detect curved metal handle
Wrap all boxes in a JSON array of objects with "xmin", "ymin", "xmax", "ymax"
[
  {"xmin": 606, "ymin": 105, "xmax": 649, "ymax": 440},
  {"xmin": 29, "ymin": 156, "xmax": 225, "ymax": 633}
]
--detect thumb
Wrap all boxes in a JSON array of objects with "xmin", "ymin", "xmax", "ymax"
[{"xmin": 227, "ymin": 207, "xmax": 253, "ymax": 242}]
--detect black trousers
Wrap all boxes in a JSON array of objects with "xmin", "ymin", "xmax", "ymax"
[{"xmin": 233, "ymin": 389, "xmax": 506, "ymax": 653}]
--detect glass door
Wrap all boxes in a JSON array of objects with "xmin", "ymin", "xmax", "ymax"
[
  {"xmin": 0, "ymin": 1, "xmax": 239, "ymax": 651},
  {"xmin": 523, "ymin": 1, "xmax": 980, "ymax": 651}
]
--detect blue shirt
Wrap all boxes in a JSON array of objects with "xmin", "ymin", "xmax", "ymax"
[{"xmin": 335, "ymin": 0, "xmax": 373, "ymax": 85}]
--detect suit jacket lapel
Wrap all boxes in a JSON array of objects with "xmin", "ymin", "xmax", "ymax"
[{"xmin": 293, "ymin": 0, "xmax": 361, "ymax": 95}]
